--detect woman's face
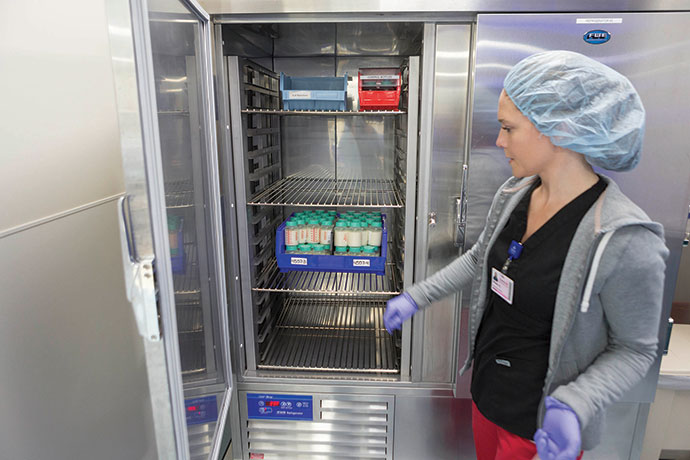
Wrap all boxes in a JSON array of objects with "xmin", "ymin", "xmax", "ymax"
[{"xmin": 496, "ymin": 89, "xmax": 557, "ymax": 178}]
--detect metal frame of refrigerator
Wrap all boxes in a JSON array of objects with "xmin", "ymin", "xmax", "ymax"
[{"xmin": 214, "ymin": 13, "xmax": 690, "ymax": 460}]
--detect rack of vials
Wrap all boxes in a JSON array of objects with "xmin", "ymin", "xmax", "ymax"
[{"xmin": 275, "ymin": 210, "xmax": 387, "ymax": 275}]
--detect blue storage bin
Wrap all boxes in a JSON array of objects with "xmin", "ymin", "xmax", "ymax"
[
  {"xmin": 275, "ymin": 213, "xmax": 387, "ymax": 276},
  {"xmin": 169, "ymin": 216, "xmax": 185, "ymax": 274},
  {"xmin": 280, "ymin": 73, "xmax": 348, "ymax": 111}
]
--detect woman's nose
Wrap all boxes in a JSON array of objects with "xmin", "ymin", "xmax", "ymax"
[{"xmin": 496, "ymin": 131, "xmax": 505, "ymax": 148}]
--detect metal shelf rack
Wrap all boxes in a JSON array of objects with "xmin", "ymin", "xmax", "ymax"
[
  {"xmin": 173, "ymin": 243, "xmax": 200, "ymax": 297},
  {"xmin": 247, "ymin": 166, "xmax": 404, "ymax": 208},
  {"xmin": 259, "ymin": 296, "xmax": 398, "ymax": 373},
  {"xmin": 252, "ymin": 258, "xmax": 402, "ymax": 296},
  {"xmin": 165, "ymin": 180, "xmax": 195, "ymax": 209}
]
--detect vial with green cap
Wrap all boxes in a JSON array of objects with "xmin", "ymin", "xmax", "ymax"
[
  {"xmin": 285, "ymin": 220, "xmax": 299, "ymax": 247},
  {"xmin": 334, "ymin": 220, "xmax": 348, "ymax": 249},
  {"xmin": 368, "ymin": 221, "xmax": 383, "ymax": 248}
]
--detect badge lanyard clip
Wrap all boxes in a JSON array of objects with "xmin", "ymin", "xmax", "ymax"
[{"xmin": 501, "ymin": 240, "xmax": 523, "ymax": 273}]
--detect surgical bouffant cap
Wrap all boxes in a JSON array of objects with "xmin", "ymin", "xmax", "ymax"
[{"xmin": 503, "ymin": 50, "xmax": 645, "ymax": 171}]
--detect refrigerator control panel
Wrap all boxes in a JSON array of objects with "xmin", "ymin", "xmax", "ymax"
[
  {"xmin": 185, "ymin": 395, "xmax": 218, "ymax": 425},
  {"xmin": 247, "ymin": 393, "xmax": 313, "ymax": 421}
]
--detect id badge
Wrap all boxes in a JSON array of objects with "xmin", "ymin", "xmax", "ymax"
[{"xmin": 491, "ymin": 267, "xmax": 514, "ymax": 305}]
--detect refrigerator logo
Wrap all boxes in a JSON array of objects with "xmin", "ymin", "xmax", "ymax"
[{"xmin": 583, "ymin": 30, "xmax": 611, "ymax": 44}]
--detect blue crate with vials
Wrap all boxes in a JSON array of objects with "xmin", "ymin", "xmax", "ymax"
[{"xmin": 275, "ymin": 213, "xmax": 387, "ymax": 276}]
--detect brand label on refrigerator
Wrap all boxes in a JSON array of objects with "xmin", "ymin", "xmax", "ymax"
[
  {"xmin": 287, "ymin": 90, "xmax": 312, "ymax": 99},
  {"xmin": 583, "ymin": 30, "xmax": 611, "ymax": 45},
  {"xmin": 353, "ymin": 259, "xmax": 371, "ymax": 267},
  {"xmin": 290, "ymin": 257, "xmax": 308, "ymax": 265},
  {"xmin": 576, "ymin": 18, "xmax": 622, "ymax": 24}
]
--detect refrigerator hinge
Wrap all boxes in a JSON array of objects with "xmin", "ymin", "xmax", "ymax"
[{"xmin": 118, "ymin": 197, "xmax": 161, "ymax": 342}]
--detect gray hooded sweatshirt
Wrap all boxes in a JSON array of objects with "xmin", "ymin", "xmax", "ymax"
[{"xmin": 407, "ymin": 174, "xmax": 668, "ymax": 450}]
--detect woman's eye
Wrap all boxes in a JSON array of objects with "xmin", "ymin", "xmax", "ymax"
[{"xmin": 501, "ymin": 126, "xmax": 511, "ymax": 133}]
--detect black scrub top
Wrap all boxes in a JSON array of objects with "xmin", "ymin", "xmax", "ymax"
[{"xmin": 471, "ymin": 176, "xmax": 606, "ymax": 439}]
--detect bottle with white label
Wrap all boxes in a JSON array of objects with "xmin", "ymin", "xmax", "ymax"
[
  {"xmin": 307, "ymin": 219, "xmax": 320, "ymax": 244},
  {"xmin": 297, "ymin": 243, "xmax": 312, "ymax": 254},
  {"xmin": 284, "ymin": 220, "xmax": 299, "ymax": 247},
  {"xmin": 334, "ymin": 220, "xmax": 348, "ymax": 249},
  {"xmin": 348, "ymin": 221, "xmax": 363, "ymax": 249},
  {"xmin": 334, "ymin": 246, "xmax": 348, "ymax": 256},
  {"xmin": 297, "ymin": 219, "xmax": 307, "ymax": 244},
  {"xmin": 348, "ymin": 246, "xmax": 362, "ymax": 255},
  {"xmin": 320, "ymin": 219, "xmax": 333, "ymax": 246},
  {"xmin": 368, "ymin": 221, "xmax": 383, "ymax": 248}
]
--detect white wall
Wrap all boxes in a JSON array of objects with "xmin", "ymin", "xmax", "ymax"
[{"xmin": 0, "ymin": 1, "xmax": 157, "ymax": 458}]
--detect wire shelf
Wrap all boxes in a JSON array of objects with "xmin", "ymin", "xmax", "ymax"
[
  {"xmin": 179, "ymin": 333, "xmax": 206, "ymax": 376},
  {"xmin": 253, "ymin": 258, "xmax": 401, "ymax": 296},
  {"xmin": 173, "ymin": 243, "xmax": 200, "ymax": 297},
  {"xmin": 248, "ymin": 166, "xmax": 404, "ymax": 208},
  {"xmin": 243, "ymin": 109, "xmax": 405, "ymax": 116},
  {"xmin": 259, "ymin": 296, "xmax": 398, "ymax": 373},
  {"xmin": 177, "ymin": 306, "xmax": 203, "ymax": 334},
  {"xmin": 165, "ymin": 180, "xmax": 194, "ymax": 209}
]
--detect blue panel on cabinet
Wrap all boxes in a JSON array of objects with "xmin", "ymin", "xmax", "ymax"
[
  {"xmin": 247, "ymin": 393, "xmax": 313, "ymax": 421},
  {"xmin": 185, "ymin": 395, "xmax": 218, "ymax": 425}
]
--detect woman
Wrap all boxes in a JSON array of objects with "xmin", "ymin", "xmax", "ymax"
[{"xmin": 383, "ymin": 50, "xmax": 668, "ymax": 460}]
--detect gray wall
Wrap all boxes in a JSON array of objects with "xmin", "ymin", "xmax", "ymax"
[
  {"xmin": 673, "ymin": 246, "xmax": 690, "ymax": 303},
  {"xmin": 0, "ymin": 1, "xmax": 157, "ymax": 459}
]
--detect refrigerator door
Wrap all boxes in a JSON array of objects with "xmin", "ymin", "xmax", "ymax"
[
  {"xmin": 464, "ymin": 12, "xmax": 690, "ymax": 403},
  {"xmin": 107, "ymin": 0, "xmax": 233, "ymax": 459}
]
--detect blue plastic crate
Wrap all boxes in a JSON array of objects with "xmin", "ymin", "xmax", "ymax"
[
  {"xmin": 169, "ymin": 217, "xmax": 185, "ymax": 274},
  {"xmin": 275, "ymin": 213, "xmax": 387, "ymax": 276},
  {"xmin": 280, "ymin": 73, "xmax": 348, "ymax": 111}
]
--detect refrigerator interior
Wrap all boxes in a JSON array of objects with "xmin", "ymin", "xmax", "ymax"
[{"xmin": 224, "ymin": 22, "xmax": 423, "ymax": 379}]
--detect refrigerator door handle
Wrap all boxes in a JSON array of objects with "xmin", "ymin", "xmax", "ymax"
[
  {"xmin": 118, "ymin": 196, "xmax": 160, "ymax": 342},
  {"xmin": 454, "ymin": 164, "xmax": 469, "ymax": 249}
]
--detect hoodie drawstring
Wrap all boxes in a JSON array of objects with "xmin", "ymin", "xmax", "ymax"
[{"xmin": 580, "ymin": 231, "xmax": 615, "ymax": 313}]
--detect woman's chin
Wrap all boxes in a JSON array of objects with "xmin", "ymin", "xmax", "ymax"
[{"xmin": 510, "ymin": 164, "xmax": 526, "ymax": 178}]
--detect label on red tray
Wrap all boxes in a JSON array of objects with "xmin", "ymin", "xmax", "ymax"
[
  {"xmin": 290, "ymin": 257, "xmax": 308, "ymax": 265},
  {"xmin": 287, "ymin": 90, "xmax": 312, "ymax": 99},
  {"xmin": 360, "ymin": 74, "xmax": 399, "ymax": 80},
  {"xmin": 353, "ymin": 259, "xmax": 371, "ymax": 267}
]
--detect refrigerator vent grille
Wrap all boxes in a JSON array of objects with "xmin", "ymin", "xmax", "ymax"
[
  {"xmin": 245, "ymin": 394, "xmax": 394, "ymax": 460},
  {"xmin": 188, "ymin": 421, "xmax": 217, "ymax": 460}
]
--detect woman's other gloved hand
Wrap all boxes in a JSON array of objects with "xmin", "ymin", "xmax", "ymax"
[
  {"xmin": 383, "ymin": 293, "xmax": 418, "ymax": 334},
  {"xmin": 534, "ymin": 396, "xmax": 581, "ymax": 460}
]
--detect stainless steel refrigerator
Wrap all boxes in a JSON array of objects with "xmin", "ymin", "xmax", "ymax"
[{"xmin": 107, "ymin": 2, "xmax": 690, "ymax": 459}]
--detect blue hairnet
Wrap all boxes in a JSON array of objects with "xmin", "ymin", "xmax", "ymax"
[{"xmin": 503, "ymin": 50, "xmax": 645, "ymax": 172}]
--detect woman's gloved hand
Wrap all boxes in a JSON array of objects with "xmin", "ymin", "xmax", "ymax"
[
  {"xmin": 534, "ymin": 396, "xmax": 581, "ymax": 460},
  {"xmin": 383, "ymin": 293, "xmax": 418, "ymax": 334}
]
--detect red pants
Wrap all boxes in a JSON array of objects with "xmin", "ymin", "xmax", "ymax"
[{"xmin": 472, "ymin": 402, "xmax": 584, "ymax": 460}]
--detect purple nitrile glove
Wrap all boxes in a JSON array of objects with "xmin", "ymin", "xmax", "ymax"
[
  {"xmin": 383, "ymin": 292, "xmax": 418, "ymax": 334},
  {"xmin": 534, "ymin": 396, "xmax": 581, "ymax": 460}
]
